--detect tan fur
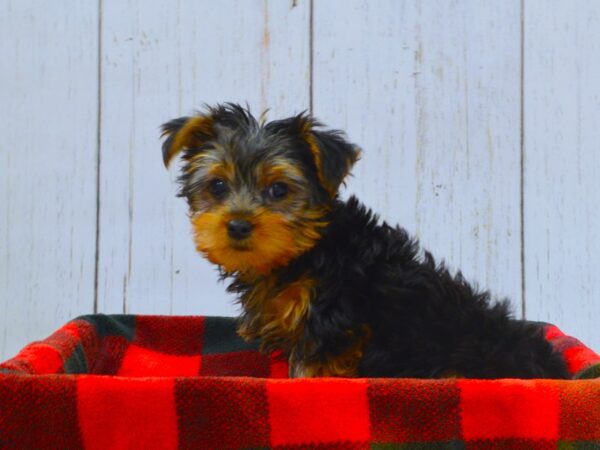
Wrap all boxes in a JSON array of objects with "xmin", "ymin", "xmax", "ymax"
[
  {"xmin": 163, "ymin": 115, "xmax": 214, "ymax": 166},
  {"xmin": 290, "ymin": 328, "xmax": 371, "ymax": 377},
  {"xmin": 192, "ymin": 206, "xmax": 327, "ymax": 275},
  {"xmin": 303, "ymin": 130, "xmax": 332, "ymax": 195},
  {"xmin": 237, "ymin": 276, "xmax": 316, "ymax": 350},
  {"xmin": 300, "ymin": 122, "xmax": 360, "ymax": 196}
]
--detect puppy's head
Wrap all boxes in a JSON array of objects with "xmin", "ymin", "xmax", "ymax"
[{"xmin": 161, "ymin": 103, "xmax": 360, "ymax": 275}]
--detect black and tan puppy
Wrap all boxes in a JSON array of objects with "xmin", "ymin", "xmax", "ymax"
[{"xmin": 161, "ymin": 103, "xmax": 568, "ymax": 379}]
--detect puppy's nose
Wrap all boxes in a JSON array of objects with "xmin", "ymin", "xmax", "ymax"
[{"xmin": 227, "ymin": 219, "xmax": 253, "ymax": 240}]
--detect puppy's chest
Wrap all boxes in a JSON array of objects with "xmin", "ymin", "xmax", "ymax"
[
  {"xmin": 259, "ymin": 276, "xmax": 316, "ymax": 333},
  {"xmin": 238, "ymin": 274, "xmax": 317, "ymax": 344},
  {"xmin": 242, "ymin": 274, "xmax": 368, "ymax": 378}
]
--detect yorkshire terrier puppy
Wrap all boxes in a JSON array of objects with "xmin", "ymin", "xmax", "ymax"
[{"xmin": 161, "ymin": 103, "xmax": 568, "ymax": 379}]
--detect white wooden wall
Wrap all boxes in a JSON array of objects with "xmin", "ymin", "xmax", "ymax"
[{"xmin": 1, "ymin": 0, "xmax": 599, "ymax": 361}]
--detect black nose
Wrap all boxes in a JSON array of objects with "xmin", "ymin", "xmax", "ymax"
[{"xmin": 227, "ymin": 219, "xmax": 253, "ymax": 240}]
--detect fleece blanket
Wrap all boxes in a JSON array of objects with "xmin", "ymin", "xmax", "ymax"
[{"xmin": 0, "ymin": 315, "xmax": 599, "ymax": 449}]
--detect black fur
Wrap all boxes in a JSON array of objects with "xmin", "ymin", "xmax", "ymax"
[
  {"xmin": 229, "ymin": 196, "xmax": 569, "ymax": 379},
  {"xmin": 265, "ymin": 113, "xmax": 360, "ymax": 194}
]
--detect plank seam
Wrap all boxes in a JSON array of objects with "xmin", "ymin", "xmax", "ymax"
[
  {"xmin": 93, "ymin": 0, "xmax": 104, "ymax": 314},
  {"xmin": 519, "ymin": 0, "xmax": 526, "ymax": 319},
  {"xmin": 309, "ymin": 0, "xmax": 314, "ymax": 114}
]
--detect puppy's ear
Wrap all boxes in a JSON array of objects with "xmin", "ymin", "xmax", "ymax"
[
  {"xmin": 298, "ymin": 115, "xmax": 361, "ymax": 195},
  {"xmin": 160, "ymin": 114, "xmax": 215, "ymax": 167}
]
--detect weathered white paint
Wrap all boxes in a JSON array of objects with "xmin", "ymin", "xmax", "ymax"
[
  {"xmin": 524, "ymin": 1, "xmax": 600, "ymax": 351},
  {"xmin": 97, "ymin": 0, "xmax": 310, "ymax": 317},
  {"xmin": 1, "ymin": 0, "xmax": 599, "ymax": 361},
  {"xmin": 313, "ymin": 0, "xmax": 523, "ymax": 313},
  {"xmin": 0, "ymin": 1, "xmax": 99, "ymax": 359}
]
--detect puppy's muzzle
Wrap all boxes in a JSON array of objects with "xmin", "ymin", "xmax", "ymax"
[{"xmin": 227, "ymin": 219, "xmax": 253, "ymax": 240}]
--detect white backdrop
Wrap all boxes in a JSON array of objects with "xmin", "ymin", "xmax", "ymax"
[{"xmin": 1, "ymin": 0, "xmax": 599, "ymax": 361}]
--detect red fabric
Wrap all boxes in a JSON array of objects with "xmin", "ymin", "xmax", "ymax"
[
  {"xmin": 268, "ymin": 378, "xmax": 370, "ymax": 446},
  {"xmin": 269, "ymin": 350, "xmax": 290, "ymax": 378},
  {"xmin": 78, "ymin": 376, "xmax": 178, "ymax": 450},
  {"xmin": 564, "ymin": 346, "xmax": 600, "ymax": 375},
  {"xmin": 20, "ymin": 344, "xmax": 64, "ymax": 375},
  {"xmin": 0, "ymin": 375, "xmax": 82, "ymax": 448},
  {"xmin": 459, "ymin": 380, "xmax": 560, "ymax": 440},
  {"xmin": 119, "ymin": 344, "xmax": 201, "ymax": 376},
  {"xmin": 175, "ymin": 377, "xmax": 270, "ymax": 449},
  {"xmin": 0, "ymin": 315, "xmax": 599, "ymax": 449},
  {"xmin": 369, "ymin": 379, "xmax": 461, "ymax": 442}
]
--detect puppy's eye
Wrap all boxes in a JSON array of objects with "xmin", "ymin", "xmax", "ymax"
[
  {"xmin": 208, "ymin": 178, "xmax": 228, "ymax": 198},
  {"xmin": 268, "ymin": 182, "xmax": 288, "ymax": 200}
]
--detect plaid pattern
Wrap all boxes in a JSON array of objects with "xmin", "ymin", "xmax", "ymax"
[{"xmin": 0, "ymin": 315, "xmax": 599, "ymax": 449}]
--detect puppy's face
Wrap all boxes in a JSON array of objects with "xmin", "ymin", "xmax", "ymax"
[{"xmin": 161, "ymin": 104, "xmax": 359, "ymax": 275}]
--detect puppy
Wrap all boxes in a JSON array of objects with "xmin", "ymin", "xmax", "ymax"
[{"xmin": 161, "ymin": 103, "xmax": 569, "ymax": 379}]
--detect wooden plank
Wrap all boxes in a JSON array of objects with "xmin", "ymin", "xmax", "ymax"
[
  {"xmin": 524, "ymin": 1, "xmax": 600, "ymax": 350},
  {"xmin": 97, "ymin": 0, "xmax": 310, "ymax": 315},
  {"xmin": 313, "ymin": 0, "xmax": 523, "ymax": 313},
  {"xmin": 0, "ymin": 1, "xmax": 99, "ymax": 360}
]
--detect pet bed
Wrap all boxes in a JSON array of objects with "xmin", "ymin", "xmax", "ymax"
[{"xmin": 1, "ymin": 314, "xmax": 599, "ymax": 449}]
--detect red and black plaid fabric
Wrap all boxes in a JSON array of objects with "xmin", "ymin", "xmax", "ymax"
[{"xmin": 0, "ymin": 315, "xmax": 599, "ymax": 449}]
